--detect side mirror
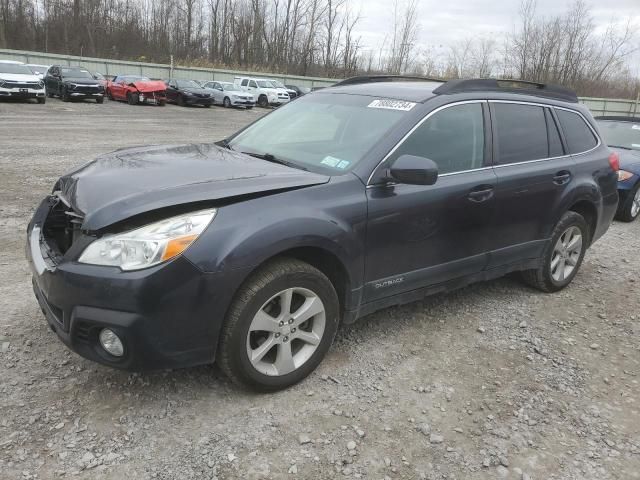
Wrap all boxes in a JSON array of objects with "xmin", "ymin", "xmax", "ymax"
[{"xmin": 388, "ymin": 154, "xmax": 439, "ymax": 186}]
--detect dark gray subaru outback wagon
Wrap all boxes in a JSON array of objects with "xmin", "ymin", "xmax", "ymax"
[{"xmin": 27, "ymin": 76, "xmax": 619, "ymax": 391}]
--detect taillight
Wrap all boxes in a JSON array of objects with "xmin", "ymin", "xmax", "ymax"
[{"xmin": 608, "ymin": 152, "xmax": 620, "ymax": 172}]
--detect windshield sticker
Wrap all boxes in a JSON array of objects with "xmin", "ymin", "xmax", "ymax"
[
  {"xmin": 368, "ymin": 99, "xmax": 416, "ymax": 111},
  {"xmin": 321, "ymin": 156, "xmax": 350, "ymax": 169},
  {"xmin": 632, "ymin": 124, "xmax": 640, "ymax": 130}
]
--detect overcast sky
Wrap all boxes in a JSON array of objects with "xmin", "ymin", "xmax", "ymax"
[{"xmin": 351, "ymin": 0, "xmax": 640, "ymax": 72}]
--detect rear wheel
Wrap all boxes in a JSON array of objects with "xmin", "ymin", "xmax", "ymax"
[
  {"xmin": 217, "ymin": 258, "xmax": 339, "ymax": 391},
  {"xmin": 258, "ymin": 95, "xmax": 268, "ymax": 108},
  {"xmin": 223, "ymin": 96, "xmax": 231, "ymax": 108},
  {"xmin": 521, "ymin": 211, "xmax": 589, "ymax": 292},
  {"xmin": 616, "ymin": 183, "xmax": 640, "ymax": 222}
]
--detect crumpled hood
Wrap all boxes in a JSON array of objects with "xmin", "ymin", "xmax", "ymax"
[
  {"xmin": 131, "ymin": 80, "xmax": 167, "ymax": 93},
  {"xmin": 611, "ymin": 147, "xmax": 640, "ymax": 172},
  {"xmin": 55, "ymin": 143, "xmax": 329, "ymax": 231},
  {"xmin": 0, "ymin": 73, "xmax": 41, "ymax": 82}
]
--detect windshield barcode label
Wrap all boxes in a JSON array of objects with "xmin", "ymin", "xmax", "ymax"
[{"xmin": 368, "ymin": 99, "xmax": 416, "ymax": 111}]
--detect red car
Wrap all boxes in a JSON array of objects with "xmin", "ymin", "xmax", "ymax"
[{"xmin": 106, "ymin": 75, "xmax": 167, "ymax": 106}]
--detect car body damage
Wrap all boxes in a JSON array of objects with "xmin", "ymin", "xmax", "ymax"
[
  {"xmin": 106, "ymin": 76, "xmax": 167, "ymax": 105},
  {"xmin": 53, "ymin": 143, "xmax": 330, "ymax": 231}
]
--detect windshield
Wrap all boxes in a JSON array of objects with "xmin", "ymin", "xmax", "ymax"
[
  {"xmin": 257, "ymin": 80, "xmax": 274, "ymax": 88},
  {"xmin": 176, "ymin": 80, "xmax": 200, "ymax": 89},
  {"xmin": 229, "ymin": 93, "xmax": 412, "ymax": 174},
  {"xmin": 62, "ymin": 68, "xmax": 93, "ymax": 79},
  {"xmin": 125, "ymin": 76, "xmax": 150, "ymax": 82},
  {"xmin": 0, "ymin": 63, "xmax": 32, "ymax": 75},
  {"xmin": 598, "ymin": 120, "xmax": 640, "ymax": 151},
  {"xmin": 27, "ymin": 65, "xmax": 48, "ymax": 74},
  {"xmin": 271, "ymin": 80, "xmax": 285, "ymax": 88},
  {"xmin": 222, "ymin": 84, "xmax": 239, "ymax": 91}
]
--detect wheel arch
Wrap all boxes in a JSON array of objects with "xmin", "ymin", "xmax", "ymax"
[{"xmin": 567, "ymin": 199, "xmax": 598, "ymax": 245}]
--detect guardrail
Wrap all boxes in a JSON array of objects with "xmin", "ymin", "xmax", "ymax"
[
  {"xmin": 0, "ymin": 48, "xmax": 338, "ymax": 89},
  {"xmin": 2, "ymin": 48, "xmax": 640, "ymax": 116}
]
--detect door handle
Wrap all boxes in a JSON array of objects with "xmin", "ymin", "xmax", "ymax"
[
  {"xmin": 553, "ymin": 171, "xmax": 572, "ymax": 185},
  {"xmin": 468, "ymin": 185, "xmax": 495, "ymax": 203}
]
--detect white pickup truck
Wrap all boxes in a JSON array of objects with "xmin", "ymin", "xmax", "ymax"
[{"xmin": 234, "ymin": 76, "xmax": 289, "ymax": 107}]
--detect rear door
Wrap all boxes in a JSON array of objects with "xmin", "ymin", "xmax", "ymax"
[
  {"xmin": 487, "ymin": 101, "xmax": 575, "ymax": 267},
  {"xmin": 364, "ymin": 101, "xmax": 497, "ymax": 302}
]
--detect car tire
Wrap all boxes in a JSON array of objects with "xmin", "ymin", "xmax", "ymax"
[
  {"xmin": 177, "ymin": 95, "xmax": 185, "ymax": 107},
  {"xmin": 158, "ymin": 100, "xmax": 166, "ymax": 106},
  {"xmin": 96, "ymin": 96, "xmax": 104, "ymax": 104},
  {"xmin": 615, "ymin": 183, "xmax": 640, "ymax": 223},
  {"xmin": 223, "ymin": 97, "xmax": 231, "ymax": 108},
  {"xmin": 62, "ymin": 88, "xmax": 70, "ymax": 102},
  {"xmin": 107, "ymin": 89, "xmax": 114, "ymax": 100},
  {"xmin": 46, "ymin": 90, "xmax": 54, "ymax": 98},
  {"xmin": 127, "ymin": 93, "xmax": 137, "ymax": 105},
  {"xmin": 258, "ymin": 95, "xmax": 268, "ymax": 108},
  {"xmin": 204, "ymin": 103, "xmax": 211, "ymax": 108},
  {"xmin": 521, "ymin": 211, "xmax": 589, "ymax": 293},
  {"xmin": 37, "ymin": 97, "xmax": 46, "ymax": 104},
  {"xmin": 217, "ymin": 258, "xmax": 340, "ymax": 392},
  {"xmin": 246, "ymin": 106, "xmax": 253, "ymax": 110}
]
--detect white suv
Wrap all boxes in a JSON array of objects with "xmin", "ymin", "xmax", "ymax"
[
  {"xmin": 234, "ymin": 76, "xmax": 289, "ymax": 107},
  {"xmin": 0, "ymin": 60, "xmax": 46, "ymax": 104}
]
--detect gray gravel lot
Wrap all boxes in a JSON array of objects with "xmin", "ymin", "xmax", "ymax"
[{"xmin": 1, "ymin": 98, "xmax": 639, "ymax": 480}]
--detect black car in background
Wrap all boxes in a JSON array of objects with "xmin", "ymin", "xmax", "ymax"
[
  {"xmin": 26, "ymin": 76, "xmax": 618, "ymax": 392},
  {"xmin": 285, "ymin": 84, "xmax": 311, "ymax": 97},
  {"xmin": 164, "ymin": 79, "xmax": 213, "ymax": 107},
  {"xmin": 44, "ymin": 65, "xmax": 105, "ymax": 103}
]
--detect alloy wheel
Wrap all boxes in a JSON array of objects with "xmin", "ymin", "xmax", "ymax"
[
  {"xmin": 550, "ymin": 226, "xmax": 583, "ymax": 282},
  {"xmin": 631, "ymin": 188, "xmax": 640, "ymax": 219},
  {"xmin": 246, "ymin": 287, "xmax": 325, "ymax": 376}
]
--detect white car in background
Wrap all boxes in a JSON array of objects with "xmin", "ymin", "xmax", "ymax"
[
  {"xmin": 234, "ymin": 76, "xmax": 289, "ymax": 107},
  {"xmin": 268, "ymin": 79, "xmax": 299, "ymax": 100},
  {"xmin": 0, "ymin": 60, "xmax": 46, "ymax": 103},
  {"xmin": 26, "ymin": 64, "xmax": 51, "ymax": 79},
  {"xmin": 202, "ymin": 81, "xmax": 255, "ymax": 108}
]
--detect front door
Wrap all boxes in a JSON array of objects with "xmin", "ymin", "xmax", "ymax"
[{"xmin": 364, "ymin": 101, "xmax": 497, "ymax": 302}]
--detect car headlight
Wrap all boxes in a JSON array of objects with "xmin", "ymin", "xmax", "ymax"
[
  {"xmin": 38, "ymin": 81, "xmax": 45, "ymax": 88},
  {"xmin": 618, "ymin": 170, "xmax": 635, "ymax": 181},
  {"xmin": 78, "ymin": 208, "xmax": 217, "ymax": 270},
  {"xmin": 66, "ymin": 83, "xmax": 76, "ymax": 90},
  {"xmin": 183, "ymin": 91, "xmax": 194, "ymax": 96}
]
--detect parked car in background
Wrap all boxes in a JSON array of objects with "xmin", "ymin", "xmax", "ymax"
[
  {"xmin": 164, "ymin": 79, "xmax": 213, "ymax": 107},
  {"xmin": 45, "ymin": 65, "xmax": 105, "ymax": 103},
  {"xmin": 268, "ymin": 79, "xmax": 298, "ymax": 99},
  {"xmin": 596, "ymin": 116, "xmax": 640, "ymax": 222},
  {"xmin": 92, "ymin": 72, "xmax": 109, "ymax": 90},
  {"xmin": 0, "ymin": 60, "xmax": 46, "ymax": 103},
  {"xmin": 285, "ymin": 84, "xmax": 311, "ymax": 98},
  {"xmin": 234, "ymin": 76, "xmax": 289, "ymax": 107},
  {"xmin": 202, "ymin": 81, "xmax": 255, "ymax": 108},
  {"xmin": 107, "ymin": 75, "xmax": 167, "ymax": 106},
  {"xmin": 26, "ymin": 76, "xmax": 618, "ymax": 391},
  {"xmin": 26, "ymin": 64, "xmax": 50, "ymax": 79}
]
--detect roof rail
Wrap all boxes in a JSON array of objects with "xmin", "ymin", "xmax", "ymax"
[
  {"xmin": 433, "ymin": 78, "xmax": 578, "ymax": 103},
  {"xmin": 332, "ymin": 75, "xmax": 444, "ymax": 87}
]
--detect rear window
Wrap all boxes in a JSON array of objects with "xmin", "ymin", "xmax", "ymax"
[
  {"xmin": 493, "ymin": 103, "xmax": 549, "ymax": 164},
  {"xmin": 556, "ymin": 109, "xmax": 598, "ymax": 154}
]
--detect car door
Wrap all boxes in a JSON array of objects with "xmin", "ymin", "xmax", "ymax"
[
  {"xmin": 487, "ymin": 101, "xmax": 576, "ymax": 267},
  {"xmin": 112, "ymin": 76, "xmax": 125, "ymax": 99},
  {"xmin": 45, "ymin": 66, "xmax": 59, "ymax": 94},
  {"xmin": 364, "ymin": 101, "xmax": 497, "ymax": 302},
  {"xmin": 165, "ymin": 81, "xmax": 178, "ymax": 102},
  {"xmin": 211, "ymin": 82, "xmax": 222, "ymax": 103}
]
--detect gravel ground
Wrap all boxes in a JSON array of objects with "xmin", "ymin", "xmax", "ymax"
[{"xmin": 0, "ymin": 98, "xmax": 639, "ymax": 480}]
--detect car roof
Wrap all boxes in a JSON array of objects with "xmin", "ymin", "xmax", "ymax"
[
  {"xmin": 319, "ymin": 81, "xmax": 444, "ymax": 103},
  {"xmin": 595, "ymin": 116, "xmax": 640, "ymax": 123}
]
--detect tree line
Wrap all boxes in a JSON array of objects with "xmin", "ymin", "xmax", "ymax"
[{"xmin": 0, "ymin": 0, "xmax": 637, "ymax": 98}]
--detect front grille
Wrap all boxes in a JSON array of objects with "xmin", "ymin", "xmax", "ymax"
[
  {"xmin": 71, "ymin": 85, "xmax": 100, "ymax": 93},
  {"xmin": 3, "ymin": 81, "xmax": 41, "ymax": 89},
  {"xmin": 195, "ymin": 93, "xmax": 209, "ymax": 98},
  {"xmin": 42, "ymin": 197, "xmax": 83, "ymax": 256}
]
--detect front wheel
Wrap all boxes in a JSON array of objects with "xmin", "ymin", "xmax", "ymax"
[
  {"xmin": 62, "ymin": 88, "xmax": 70, "ymax": 102},
  {"xmin": 223, "ymin": 96, "xmax": 231, "ymax": 108},
  {"xmin": 37, "ymin": 97, "xmax": 46, "ymax": 104},
  {"xmin": 177, "ymin": 95, "xmax": 185, "ymax": 107},
  {"xmin": 127, "ymin": 92, "xmax": 137, "ymax": 105},
  {"xmin": 96, "ymin": 96, "xmax": 104, "ymax": 104},
  {"xmin": 616, "ymin": 183, "xmax": 640, "ymax": 222},
  {"xmin": 521, "ymin": 211, "xmax": 589, "ymax": 292},
  {"xmin": 217, "ymin": 258, "xmax": 340, "ymax": 392},
  {"xmin": 257, "ymin": 95, "xmax": 268, "ymax": 108}
]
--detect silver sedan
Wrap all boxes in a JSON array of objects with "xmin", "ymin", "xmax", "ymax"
[{"xmin": 202, "ymin": 81, "xmax": 255, "ymax": 109}]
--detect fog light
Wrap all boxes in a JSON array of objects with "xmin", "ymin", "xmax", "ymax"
[{"xmin": 99, "ymin": 328, "xmax": 124, "ymax": 357}]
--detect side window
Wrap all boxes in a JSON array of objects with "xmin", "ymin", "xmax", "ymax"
[
  {"xmin": 493, "ymin": 103, "xmax": 548, "ymax": 164},
  {"xmin": 545, "ymin": 108, "xmax": 564, "ymax": 157},
  {"xmin": 556, "ymin": 109, "xmax": 598, "ymax": 154},
  {"xmin": 241, "ymin": 79, "xmax": 248, "ymax": 87},
  {"xmin": 112, "ymin": 76, "xmax": 119, "ymax": 83},
  {"xmin": 249, "ymin": 80, "xmax": 257, "ymax": 88},
  {"xmin": 389, "ymin": 103, "xmax": 485, "ymax": 175}
]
